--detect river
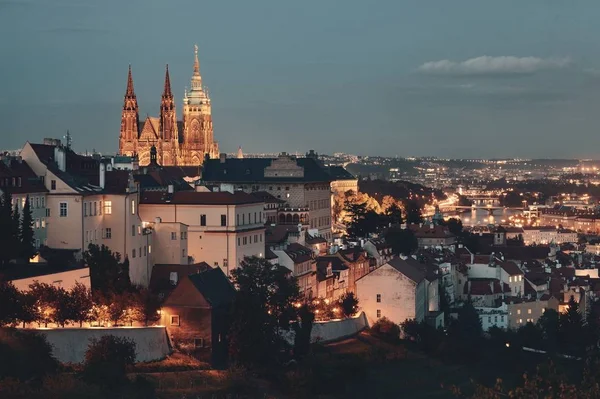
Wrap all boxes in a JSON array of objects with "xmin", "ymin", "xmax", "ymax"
[{"xmin": 443, "ymin": 208, "xmax": 521, "ymax": 227}]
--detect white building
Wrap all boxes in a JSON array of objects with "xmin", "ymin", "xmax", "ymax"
[
  {"xmin": 522, "ymin": 226, "xmax": 578, "ymax": 245},
  {"xmin": 139, "ymin": 190, "xmax": 265, "ymax": 276},
  {"xmin": 475, "ymin": 303, "xmax": 508, "ymax": 331},
  {"xmin": 356, "ymin": 257, "xmax": 438, "ymax": 327}
]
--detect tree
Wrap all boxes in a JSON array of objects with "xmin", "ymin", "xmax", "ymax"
[
  {"xmin": 384, "ymin": 227, "xmax": 418, "ymax": 256},
  {"xmin": 84, "ymin": 244, "xmax": 131, "ymax": 294},
  {"xmin": 132, "ymin": 288, "xmax": 162, "ymax": 326},
  {"xmin": 370, "ymin": 317, "xmax": 400, "ymax": 341},
  {"xmin": 19, "ymin": 195, "xmax": 36, "ymax": 261},
  {"xmin": 0, "ymin": 191, "xmax": 19, "ymax": 265},
  {"xmin": 229, "ymin": 256, "xmax": 300, "ymax": 366},
  {"xmin": 106, "ymin": 292, "xmax": 132, "ymax": 327},
  {"xmin": 537, "ymin": 308, "xmax": 560, "ymax": 353},
  {"xmin": 52, "ymin": 286, "xmax": 72, "ymax": 327},
  {"xmin": 385, "ymin": 203, "xmax": 403, "ymax": 226},
  {"xmin": 404, "ymin": 199, "xmax": 423, "ymax": 225},
  {"xmin": 293, "ymin": 304, "xmax": 314, "ymax": 359},
  {"xmin": 68, "ymin": 282, "xmax": 93, "ymax": 327},
  {"xmin": 560, "ymin": 295, "xmax": 586, "ymax": 356},
  {"xmin": 82, "ymin": 335, "xmax": 137, "ymax": 389},
  {"xmin": 446, "ymin": 300, "xmax": 483, "ymax": 362},
  {"xmin": 444, "ymin": 218, "xmax": 463, "ymax": 236},
  {"xmin": 339, "ymin": 292, "xmax": 359, "ymax": 318},
  {"xmin": 28, "ymin": 282, "xmax": 59, "ymax": 327},
  {"xmin": 0, "ymin": 281, "xmax": 21, "ymax": 326},
  {"xmin": 0, "ymin": 329, "xmax": 58, "ymax": 383},
  {"xmin": 17, "ymin": 290, "xmax": 38, "ymax": 328}
]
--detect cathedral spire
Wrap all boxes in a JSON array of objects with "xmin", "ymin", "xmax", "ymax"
[
  {"xmin": 126, "ymin": 64, "xmax": 135, "ymax": 98},
  {"xmin": 190, "ymin": 44, "xmax": 202, "ymax": 91},
  {"xmin": 163, "ymin": 64, "xmax": 173, "ymax": 98}
]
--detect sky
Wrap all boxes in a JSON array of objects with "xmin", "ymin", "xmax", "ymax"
[{"xmin": 1, "ymin": 0, "xmax": 600, "ymax": 158}]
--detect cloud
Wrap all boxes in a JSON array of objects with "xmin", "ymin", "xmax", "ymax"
[{"xmin": 418, "ymin": 56, "xmax": 571, "ymax": 76}]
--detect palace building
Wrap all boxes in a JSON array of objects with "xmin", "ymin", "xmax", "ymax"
[{"xmin": 118, "ymin": 45, "xmax": 219, "ymax": 166}]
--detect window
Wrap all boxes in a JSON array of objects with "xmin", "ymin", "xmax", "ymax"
[
  {"xmin": 509, "ymin": 276, "xmax": 512, "ymax": 282},
  {"xmin": 221, "ymin": 214, "xmax": 226, "ymax": 226},
  {"xmin": 200, "ymin": 214, "xmax": 206, "ymax": 226},
  {"xmin": 376, "ymin": 309, "xmax": 381, "ymax": 318},
  {"xmin": 138, "ymin": 225, "xmax": 142, "ymax": 235},
  {"xmin": 518, "ymin": 319, "xmax": 523, "ymax": 324},
  {"xmin": 260, "ymin": 234, "xmax": 262, "ymax": 242},
  {"xmin": 93, "ymin": 201, "xmax": 97, "ymax": 216},
  {"xmin": 170, "ymin": 315, "xmax": 180, "ymax": 326},
  {"xmin": 181, "ymin": 232, "xmax": 187, "ymax": 240},
  {"xmin": 494, "ymin": 316, "xmax": 498, "ymax": 323},
  {"xmin": 59, "ymin": 202, "xmax": 68, "ymax": 217},
  {"xmin": 376, "ymin": 294, "xmax": 381, "ymax": 303},
  {"xmin": 51, "ymin": 180, "xmax": 56, "ymax": 190},
  {"xmin": 254, "ymin": 212, "xmax": 257, "ymax": 223},
  {"xmin": 238, "ymin": 237, "xmax": 241, "ymax": 246},
  {"xmin": 132, "ymin": 249, "xmax": 136, "ymax": 258},
  {"xmin": 171, "ymin": 232, "xmax": 177, "ymax": 240},
  {"xmin": 517, "ymin": 309, "xmax": 521, "ymax": 315},
  {"xmin": 131, "ymin": 199, "xmax": 136, "ymax": 215},
  {"xmin": 148, "ymin": 245, "xmax": 152, "ymax": 254},
  {"xmin": 34, "ymin": 197, "xmax": 39, "ymax": 208},
  {"xmin": 139, "ymin": 247, "xmax": 142, "ymax": 257},
  {"xmin": 132, "ymin": 225, "xmax": 135, "ymax": 237},
  {"xmin": 143, "ymin": 246, "xmax": 147, "ymax": 256},
  {"xmin": 104, "ymin": 228, "xmax": 112, "ymax": 239},
  {"xmin": 194, "ymin": 338, "xmax": 204, "ymax": 348},
  {"xmin": 40, "ymin": 197, "xmax": 44, "ymax": 208},
  {"xmin": 104, "ymin": 201, "xmax": 112, "ymax": 215},
  {"xmin": 41, "ymin": 218, "xmax": 45, "ymax": 228},
  {"xmin": 94, "ymin": 230, "xmax": 97, "ymax": 240},
  {"xmin": 236, "ymin": 214, "xmax": 240, "ymax": 225},
  {"xmin": 99, "ymin": 201, "xmax": 102, "ymax": 215},
  {"xmin": 85, "ymin": 231, "xmax": 89, "ymax": 243},
  {"xmin": 243, "ymin": 237, "xmax": 247, "ymax": 245},
  {"xmin": 488, "ymin": 316, "xmax": 491, "ymax": 323},
  {"xmin": 46, "ymin": 208, "xmax": 50, "ymax": 217},
  {"xmin": 35, "ymin": 239, "xmax": 40, "ymax": 248},
  {"xmin": 84, "ymin": 202, "xmax": 88, "ymax": 216},
  {"xmin": 527, "ymin": 309, "xmax": 532, "ymax": 314},
  {"xmin": 242, "ymin": 214, "xmax": 245, "ymax": 225},
  {"xmin": 35, "ymin": 218, "xmax": 40, "ymax": 229}
]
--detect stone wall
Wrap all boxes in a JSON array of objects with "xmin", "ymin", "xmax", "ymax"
[
  {"xmin": 33, "ymin": 326, "xmax": 170, "ymax": 364},
  {"xmin": 310, "ymin": 312, "xmax": 368, "ymax": 343}
]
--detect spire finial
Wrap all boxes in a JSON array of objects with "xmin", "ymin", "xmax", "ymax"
[
  {"xmin": 193, "ymin": 44, "xmax": 200, "ymax": 76},
  {"xmin": 126, "ymin": 64, "xmax": 135, "ymax": 97},
  {"xmin": 163, "ymin": 64, "xmax": 172, "ymax": 97}
]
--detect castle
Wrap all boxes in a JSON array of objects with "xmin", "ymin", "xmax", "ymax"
[{"xmin": 118, "ymin": 45, "xmax": 219, "ymax": 166}]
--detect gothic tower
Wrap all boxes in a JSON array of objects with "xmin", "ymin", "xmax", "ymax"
[
  {"xmin": 182, "ymin": 45, "xmax": 218, "ymax": 164},
  {"xmin": 119, "ymin": 65, "xmax": 139, "ymax": 156},
  {"xmin": 159, "ymin": 65, "xmax": 179, "ymax": 165}
]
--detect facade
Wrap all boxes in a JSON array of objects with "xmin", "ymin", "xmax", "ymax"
[
  {"xmin": 273, "ymin": 243, "xmax": 316, "ymax": 298},
  {"xmin": 409, "ymin": 224, "xmax": 456, "ymax": 248},
  {"xmin": 356, "ymin": 257, "xmax": 436, "ymax": 326},
  {"xmin": 3, "ymin": 265, "xmax": 90, "ymax": 292},
  {"xmin": 363, "ymin": 238, "xmax": 393, "ymax": 267},
  {"xmin": 0, "ymin": 158, "xmax": 49, "ymax": 250},
  {"xmin": 475, "ymin": 303, "xmax": 509, "ymax": 331},
  {"xmin": 506, "ymin": 295, "xmax": 559, "ymax": 329},
  {"xmin": 139, "ymin": 190, "xmax": 265, "ymax": 275},
  {"xmin": 20, "ymin": 142, "xmax": 151, "ymax": 286},
  {"xmin": 119, "ymin": 46, "xmax": 219, "ymax": 166},
  {"xmin": 521, "ymin": 226, "xmax": 578, "ymax": 245},
  {"xmin": 201, "ymin": 153, "xmax": 336, "ymax": 240},
  {"xmin": 160, "ymin": 268, "xmax": 235, "ymax": 368}
]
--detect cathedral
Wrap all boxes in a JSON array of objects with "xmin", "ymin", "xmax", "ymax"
[{"xmin": 118, "ymin": 46, "xmax": 219, "ymax": 166}]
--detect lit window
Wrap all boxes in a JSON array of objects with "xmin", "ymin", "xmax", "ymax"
[
  {"xmin": 517, "ymin": 309, "xmax": 521, "ymax": 315},
  {"xmin": 148, "ymin": 245, "xmax": 152, "ymax": 254},
  {"xmin": 528, "ymin": 309, "xmax": 532, "ymax": 314},
  {"xmin": 138, "ymin": 225, "xmax": 142, "ymax": 235},
  {"xmin": 104, "ymin": 201, "xmax": 112, "ymax": 215},
  {"xmin": 131, "ymin": 199, "xmax": 136, "ymax": 215},
  {"xmin": 509, "ymin": 276, "xmax": 512, "ymax": 282},
  {"xmin": 35, "ymin": 218, "xmax": 40, "ymax": 229},
  {"xmin": 41, "ymin": 218, "xmax": 46, "ymax": 228}
]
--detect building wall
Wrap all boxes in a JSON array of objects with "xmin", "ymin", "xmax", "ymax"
[
  {"xmin": 34, "ymin": 326, "xmax": 170, "ymax": 364},
  {"xmin": 161, "ymin": 306, "xmax": 212, "ymax": 349},
  {"xmin": 12, "ymin": 192, "xmax": 48, "ymax": 249},
  {"xmin": 356, "ymin": 264, "xmax": 420, "ymax": 326},
  {"xmin": 139, "ymin": 202, "xmax": 265, "ymax": 275},
  {"xmin": 507, "ymin": 298, "xmax": 558, "ymax": 329},
  {"xmin": 10, "ymin": 267, "xmax": 91, "ymax": 292},
  {"xmin": 152, "ymin": 222, "xmax": 188, "ymax": 264},
  {"xmin": 476, "ymin": 305, "xmax": 508, "ymax": 331}
]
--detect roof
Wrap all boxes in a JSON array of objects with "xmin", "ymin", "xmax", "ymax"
[
  {"xmin": 500, "ymin": 261, "xmax": 522, "ymax": 276},
  {"xmin": 0, "ymin": 159, "xmax": 48, "ymax": 194},
  {"xmin": 201, "ymin": 156, "xmax": 335, "ymax": 183},
  {"xmin": 284, "ymin": 243, "xmax": 314, "ymax": 264},
  {"xmin": 140, "ymin": 190, "xmax": 263, "ymax": 206},
  {"xmin": 464, "ymin": 278, "xmax": 510, "ymax": 295},
  {"xmin": 316, "ymin": 256, "xmax": 348, "ymax": 273},
  {"xmin": 250, "ymin": 191, "xmax": 285, "ymax": 204},
  {"xmin": 149, "ymin": 262, "xmax": 211, "ymax": 291},
  {"xmin": 265, "ymin": 224, "xmax": 300, "ymax": 245},
  {"xmin": 327, "ymin": 166, "xmax": 356, "ymax": 181},
  {"xmin": 188, "ymin": 267, "xmax": 236, "ymax": 308},
  {"xmin": 410, "ymin": 225, "xmax": 455, "ymax": 239},
  {"xmin": 0, "ymin": 263, "xmax": 88, "ymax": 282},
  {"xmin": 265, "ymin": 247, "xmax": 278, "ymax": 260},
  {"xmin": 306, "ymin": 234, "xmax": 327, "ymax": 245},
  {"xmin": 386, "ymin": 257, "xmax": 426, "ymax": 284}
]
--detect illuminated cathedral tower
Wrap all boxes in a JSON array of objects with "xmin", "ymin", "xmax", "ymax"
[{"xmin": 118, "ymin": 46, "xmax": 218, "ymax": 166}]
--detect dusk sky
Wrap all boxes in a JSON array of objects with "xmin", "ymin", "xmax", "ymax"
[{"xmin": 1, "ymin": 0, "xmax": 600, "ymax": 158}]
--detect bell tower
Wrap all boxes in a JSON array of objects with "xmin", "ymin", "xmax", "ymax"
[
  {"xmin": 119, "ymin": 65, "xmax": 139, "ymax": 156},
  {"xmin": 182, "ymin": 45, "xmax": 218, "ymax": 164}
]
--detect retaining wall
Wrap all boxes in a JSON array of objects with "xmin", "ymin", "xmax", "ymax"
[
  {"xmin": 310, "ymin": 312, "xmax": 368, "ymax": 343},
  {"xmin": 32, "ymin": 326, "xmax": 170, "ymax": 364}
]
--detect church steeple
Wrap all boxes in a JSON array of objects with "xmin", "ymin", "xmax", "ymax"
[
  {"xmin": 160, "ymin": 64, "xmax": 178, "ymax": 143},
  {"xmin": 119, "ymin": 65, "xmax": 140, "ymax": 155}
]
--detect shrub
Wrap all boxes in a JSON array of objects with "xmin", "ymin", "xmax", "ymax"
[
  {"xmin": 0, "ymin": 328, "xmax": 58, "ymax": 383},
  {"xmin": 81, "ymin": 335, "xmax": 136, "ymax": 389},
  {"xmin": 370, "ymin": 317, "xmax": 400, "ymax": 341},
  {"xmin": 339, "ymin": 292, "xmax": 359, "ymax": 318}
]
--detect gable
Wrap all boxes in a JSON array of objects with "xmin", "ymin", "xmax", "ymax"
[
  {"xmin": 163, "ymin": 276, "xmax": 211, "ymax": 308},
  {"xmin": 139, "ymin": 117, "xmax": 159, "ymax": 141}
]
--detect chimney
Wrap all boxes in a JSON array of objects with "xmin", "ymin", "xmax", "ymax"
[
  {"xmin": 219, "ymin": 153, "xmax": 227, "ymax": 163},
  {"xmin": 54, "ymin": 146, "xmax": 66, "ymax": 172},
  {"xmin": 167, "ymin": 184, "xmax": 174, "ymax": 194},
  {"xmin": 99, "ymin": 163, "xmax": 106, "ymax": 189}
]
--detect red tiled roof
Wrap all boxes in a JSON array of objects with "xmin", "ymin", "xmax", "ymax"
[{"xmin": 500, "ymin": 261, "xmax": 522, "ymax": 276}]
